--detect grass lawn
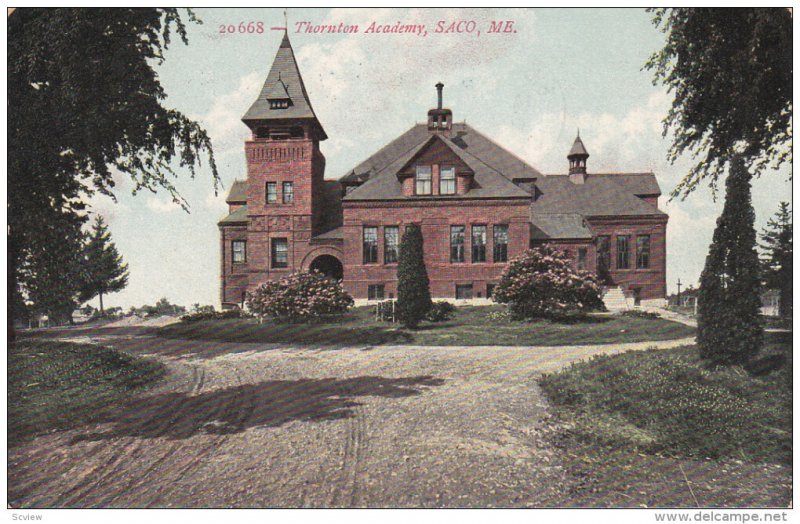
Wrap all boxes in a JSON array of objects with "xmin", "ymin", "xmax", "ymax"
[
  {"xmin": 539, "ymin": 332, "xmax": 792, "ymax": 465},
  {"xmin": 9, "ymin": 340, "xmax": 166, "ymax": 446},
  {"xmin": 156, "ymin": 305, "xmax": 695, "ymax": 347}
]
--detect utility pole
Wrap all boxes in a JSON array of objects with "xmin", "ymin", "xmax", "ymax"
[{"xmin": 676, "ymin": 278, "xmax": 682, "ymax": 307}]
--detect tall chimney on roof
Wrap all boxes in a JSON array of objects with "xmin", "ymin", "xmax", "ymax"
[{"xmin": 428, "ymin": 82, "xmax": 452, "ymax": 134}]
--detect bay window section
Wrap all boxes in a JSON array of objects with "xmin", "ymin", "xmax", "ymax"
[
  {"xmin": 636, "ymin": 235, "xmax": 651, "ymax": 269},
  {"xmin": 384, "ymin": 226, "xmax": 399, "ymax": 264},
  {"xmin": 363, "ymin": 226, "xmax": 378, "ymax": 264},
  {"xmin": 493, "ymin": 225, "xmax": 508, "ymax": 262},
  {"xmin": 616, "ymin": 235, "xmax": 630, "ymax": 269},
  {"xmin": 471, "ymin": 225, "xmax": 487, "ymax": 263},
  {"xmin": 450, "ymin": 225, "xmax": 465, "ymax": 263}
]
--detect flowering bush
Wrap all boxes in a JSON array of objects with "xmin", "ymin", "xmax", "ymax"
[
  {"xmin": 246, "ymin": 271, "xmax": 354, "ymax": 323},
  {"xmin": 492, "ymin": 245, "xmax": 604, "ymax": 320}
]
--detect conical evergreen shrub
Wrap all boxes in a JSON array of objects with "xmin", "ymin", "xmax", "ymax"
[
  {"xmin": 697, "ymin": 157, "xmax": 763, "ymax": 365},
  {"xmin": 396, "ymin": 224, "xmax": 432, "ymax": 328}
]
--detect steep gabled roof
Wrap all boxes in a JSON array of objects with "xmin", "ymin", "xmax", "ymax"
[
  {"xmin": 531, "ymin": 174, "xmax": 665, "ymax": 217},
  {"xmin": 242, "ymin": 32, "xmax": 327, "ymax": 139},
  {"xmin": 341, "ymin": 123, "xmax": 538, "ymax": 201},
  {"xmin": 225, "ymin": 180, "xmax": 248, "ymax": 203}
]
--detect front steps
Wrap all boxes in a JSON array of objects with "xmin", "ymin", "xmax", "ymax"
[{"xmin": 602, "ymin": 286, "xmax": 631, "ymax": 311}]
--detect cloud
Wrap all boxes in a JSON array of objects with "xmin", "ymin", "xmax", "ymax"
[
  {"xmin": 196, "ymin": 71, "xmax": 263, "ymax": 156},
  {"xmin": 146, "ymin": 197, "xmax": 182, "ymax": 214},
  {"xmin": 492, "ymin": 90, "xmax": 671, "ymax": 175}
]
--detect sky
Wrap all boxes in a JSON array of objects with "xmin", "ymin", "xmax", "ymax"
[{"xmin": 86, "ymin": 7, "xmax": 792, "ymax": 309}]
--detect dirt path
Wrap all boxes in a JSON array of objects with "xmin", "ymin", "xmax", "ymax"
[{"xmin": 9, "ymin": 333, "xmax": 694, "ymax": 508}]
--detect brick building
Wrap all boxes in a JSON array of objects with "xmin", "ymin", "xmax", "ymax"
[{"xmin": 219, "ymin": 33, "xmax": 668, "ymax": 309}]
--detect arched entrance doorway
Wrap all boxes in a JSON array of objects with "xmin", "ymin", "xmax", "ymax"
[{"xmin": 309, "ymin": 254, "xmax": 344, "ymax": 281}]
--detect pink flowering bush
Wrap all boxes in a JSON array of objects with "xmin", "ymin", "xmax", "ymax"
[
  {"xmin": 246, "ymin": 271, "xmax": 354, "ymax": 323},
  {"xmin": 493, "ymin": 245, "xmax": 604, "ymax": 320}
]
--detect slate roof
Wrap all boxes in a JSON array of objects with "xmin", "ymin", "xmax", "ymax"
[
  {"xmin": 531, "ymin": 174, "xmax": 664, "ymax": 218},
  {"xmin": 242, "ymin": 32, "xmax": 327, "ymax": 139},
  {"xmin": 218, "ymin": 205, "xmax": 248, "ymax": 225},
  {"xmin": 568, "ymin": 135, "xmax": 589, "ymax": 157},
  {"xmin": 342, "ymin": 123, "xmax": 540, "ymax": 201},
  {"xmin": 225, "ymin": 180, "xmax": 248, "ymax": 203},
  {"xmin": 531, "ymin": 213, "xmax": 594, "ymax": 240}
]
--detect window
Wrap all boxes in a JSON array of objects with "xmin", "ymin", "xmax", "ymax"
[
  {"xmin": 596, "ymin": 235, "xmax": 611, "ymax": 274},
  {"xmin": 271, "ymin": 238, "xmax": 288, "ymax": 268},
  {"xmin": 456, "ymin": 284, "xmax": 473, "ymax": 300},
  {"xmin": 363, "ymin": 227, "xmax": 378, "ymax": 264},
  {"xmin": 266, "ymin": 182, "xmax": 277, "ymax": 203},
  {"xmin": 440, "ymin": 166, "xmax": 456, "ymax": 195},
  {"xmin": 232, "ymin": 240, "xmax": 246, "ymax": 263},
  {"xmin": 577, "ymin": 248, "xmax": 587, "ymax": 270},
  {"xmin": 616, "ymin": 235, "xmax": 630, "ymax": 269},
  {"xmin": 368, "ymin": 284, "xmax": 385, "ymax": 301},
  {"xmin": 493, "ymin": 225, "xmax": 509, "ymax": 263},
  {"xmin": 636, "ymin": 235, "xmax": 651, "ymax": 269},
  {"xmin": 416, "ymin": 165, "xmax": 432, "ymax": 195},
  {"xmin": 282, "ymin": 182, "xmax": 294, "ymax": 204},
  {"xmin": 450, "ymin": 225, "xmax": 465, "ymax": 263},
  {"xmin": 471, "ymin": 225, "xmax": 487, "ymax": 263},
  {"xmin": 384, "ymin": 226, "xmax": 399, "ymax": 264},
  {"xmin": 486, "ymin": 283, "xmax": 496, "ymax": 299}
]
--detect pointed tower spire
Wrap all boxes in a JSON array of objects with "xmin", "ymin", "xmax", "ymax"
[
  {"xmin": 242, "ymin": 31, "xmax": 327, "ymax": 140},
  {"xmin": 567, "ymin": 132, "xmax": 589, "ymax": 184}
]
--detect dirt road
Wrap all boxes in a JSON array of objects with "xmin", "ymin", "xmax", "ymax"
[{"xmin": 9, "ymin": 333, "xmax": 703, "ymax": 508}]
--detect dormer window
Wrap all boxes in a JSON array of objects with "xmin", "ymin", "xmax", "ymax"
[
  {"xmin": 415, "ymin": 166, "xmax": 432, "ymax": 195},
  {"xmin": 269, "ymin": 99, "xmax": 291, "ymax": 109},
  {"xmin": 440, "ymin": 166, "xmax": 456, "ymax": 195}
]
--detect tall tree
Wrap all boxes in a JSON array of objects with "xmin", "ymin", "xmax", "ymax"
[
  {"xmin": 17, "ymin": 210, "xmax": 86, "ymax": 325},
  {"xmin": 759, "ymin": 202, "xmax": 792, "ymax": 318},
  {"xmin": 396, "ymin": 225, "xmax": 432, "ymax": 329},
  {"xmin": 646, "ymin": 8, "xmax": 792, "ymax": 198},
  {"xmin": 79, "ymin": 216, "xmax": 130, "ymax": 313},
  {"xmin": 696, "ymin": 157, "xmax": 763, "ymax": 365},
  {"xmin": 8, "ymin": 8, "xmax": 218, "ymax": 341}
]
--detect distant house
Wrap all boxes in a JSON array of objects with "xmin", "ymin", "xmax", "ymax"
[
  {"xmin": 219, "ymin": 33, "xmax": 668, "ymax": 308},
  {"xmin": 761, "ymin": 289, "xmax": 781, "ymax": 317}
]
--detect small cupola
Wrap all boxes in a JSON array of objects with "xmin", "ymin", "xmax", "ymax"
[
  {"xmin": 567, "ymin": 130, "xmax": 589, "ymax": 184},
  {"xmin": 427, "ymin": 82, "xmax": 453, "ymax": 133}
]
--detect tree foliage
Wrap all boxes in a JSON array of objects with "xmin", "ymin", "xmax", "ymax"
[
  {"xmin": 8, "ymin": 8, "xmax": 218, "ymax": 340},
  {"xmin": 395, "ymin": 225, "xmax": 432, "ymax": 328},
  {"xmin": 17, "ymin": 211, "xmax": 86, "ymax": 324},
  {"xmin": 493, "ymin": 245, "xmax": 604, "ymax": 320},
  {"xmin": 759, "ymin": 202, "xmax": 792, "ymax": 318},
  {"xmin": 646, "ymin": 8, "xmax": 792, "ymax": 198},
  {"xmin": 79, "ymin": 216, "xmax": 130, "ymax": 312},
  {"xmin": 696, "ymin": 157, "xmax": 763, "ymax": 365}
]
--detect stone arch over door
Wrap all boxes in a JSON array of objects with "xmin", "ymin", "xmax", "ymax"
[{"xmin": 301, "ymin": 246, "xmax": 345, "ymax": 281}]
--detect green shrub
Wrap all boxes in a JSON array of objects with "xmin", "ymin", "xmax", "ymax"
[
  {"xmin": 493, "ymin": 245, "xmax": 604, "ymax": 320},
  {"xmin": 425, "ymin": 301, "xmax": 456, "ymax": 322},
  {"xmin": 697, "ymin": 157, "xmax": 763, "ymax": 365},
  {"xmin": 246, "ymin": 271, "xmax": 354, "ymax": 323},
  {"xmin": 396, "ymin": 225, "xmax": 432, "ymax": 328}
]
